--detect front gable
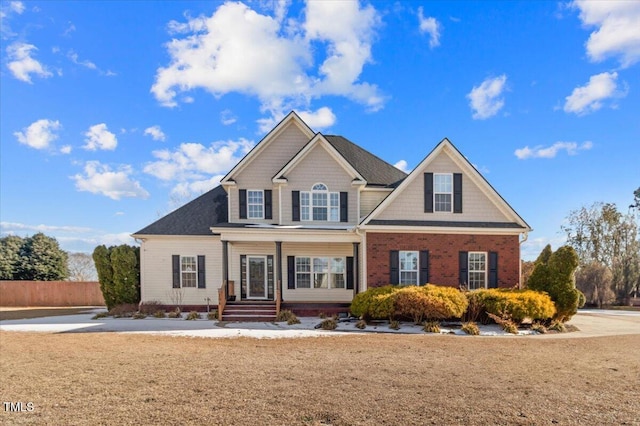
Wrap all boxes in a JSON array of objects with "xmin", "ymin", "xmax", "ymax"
[{"xmin": 363, "ymin": 139, "xmax": 531, "ymax": 231}]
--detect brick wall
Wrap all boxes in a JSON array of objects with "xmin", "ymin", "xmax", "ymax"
[{"xmin": 366, "ymin": 233, "xmax": 520, "ymax": 288}]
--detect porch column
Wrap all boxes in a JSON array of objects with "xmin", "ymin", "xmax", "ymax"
[
  {"xmin": 353, "ymin": 242, "xmax": 360, "ymax": 297},
  {"xmin": 275, "ymin": 241, "xmax": 283, "ymax": 302},
  {"xmin": 222, "ymin": 240, "xmax": 229, "ymax": 285}
]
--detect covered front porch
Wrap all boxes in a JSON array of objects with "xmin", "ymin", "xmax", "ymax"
[{"xmin": 213, "ymin": 226, "xmax": 362, "ymax": 320}]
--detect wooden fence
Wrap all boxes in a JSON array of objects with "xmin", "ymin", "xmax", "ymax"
[{"xmin": 0, "ymin": 281, "xmax": 105, "ymax": 307}]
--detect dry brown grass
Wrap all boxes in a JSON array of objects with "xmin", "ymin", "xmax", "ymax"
[{"xmin": 1, "ymin": 331, "xmax": 639, "ymax": 425}]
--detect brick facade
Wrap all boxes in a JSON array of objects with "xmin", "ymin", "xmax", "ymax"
[{"xmin": 366, "ymin": 232, "xmax": 520, "ymax": 289}]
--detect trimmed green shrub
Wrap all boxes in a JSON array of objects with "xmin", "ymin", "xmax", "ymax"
[
  {"xmin": 527, "ymin": 244, "xmax": 585, "ymax": 322},
  {"xmin": 461, "ymin": 322, "xmax": 480, "ymax": 335},
  {"xmin": 422, "ymin": 285, "xmax": 468, "ymax": 319},
  {"xmin": 466, "ymin": 288, "xmax": 556, "ymax": 324}
]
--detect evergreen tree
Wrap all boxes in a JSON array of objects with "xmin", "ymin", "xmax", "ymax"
[
  {"xmin": 93, "ymin": 244, "xmax": 140, "ymax": 309},
  {"xmin": 16, "ymin": 233, "xmax": 68, "ymax": 280},
  {"xmin": 0, "ymin": 235, "xmax": 24, "ymax": 279}
]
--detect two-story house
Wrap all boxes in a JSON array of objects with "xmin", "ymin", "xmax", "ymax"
[{"xmin": 132, "ymin": 112, "xmax": 531, "ymax": 319}]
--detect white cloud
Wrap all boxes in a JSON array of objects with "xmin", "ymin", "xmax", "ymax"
[
  {"xmin": 220, "ymin": 109, "xmax": 237, "ymax": 126},
  {"xmin": 72, "ymin": 161, "xmax": 149, "ymax": 200},
  {"xmin": 572, "ymin": 0, "xmax": 640, "ymax": 68},
  {"xmin": 418, "ymin": 7, "xmax": 441, "ymax": 48},
  {"xmin": 144, "ymin": 125, "xmax": 166, "ymax": 141},
  {"xmin": 68, "ymin": 50, "xmax": 97, "ymax": 70},
  {"xmin": 170, "ymin": 174, "xmax": 226, "ymax": 199},
  {"xmin": 60, "ymin": 145, "xmax": 72, "ymax": 154},
  {"xmin": 151, "ymin": 1, "xmax": 383, "ymax": 125},
  {"xmin": 10, "ymin": 1, "xmax": 25, "ymax": 14},
  {"xmin": 83, "ymin": 123, "xmax": 117, "ymax": 151},
  {"xmin": 467, "ymin": 75, "xmax": 507, "ymax": 120},
  {"xmin": 257, "ymin": 106, "xmax": 336, "ymax": 133},
  {"xmin": 563, "ymin": 71, "xmax": 625, "ymax": 115},
  {"xmin": 514, "ymin": 141, "xmax": 593, "ymax": 159},
  {"xmin": 394, "ymin": 160, "xmax": 411, "ymax": 173},
  {"xmin": 14, "ymin": 119, "xmax": 61, "ymax": 150},
  {"xmin": 1, "ymin": 221, "xmax": 92, "ymax": 234},
  {"xmin": 6, "ymin": 42, "xmax": 52, "ymax": 83},
  {"xmin": 62, "ymin": 22, "xmax": 76, "ymax": 37},
  {"xmin": 144, "ymin": 138, "xmax": 254, "ymax": 182}
]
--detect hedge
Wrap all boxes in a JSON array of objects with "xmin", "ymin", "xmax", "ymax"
[{"xmin": 466, "ymin": 288, "xmax": 556, "ymax": 323}]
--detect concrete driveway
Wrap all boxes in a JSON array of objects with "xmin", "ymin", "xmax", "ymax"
[{"xmin": 562, "ymin": 309, "xmax": 640, "ymax": 338}]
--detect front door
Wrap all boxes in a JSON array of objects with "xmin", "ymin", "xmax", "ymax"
[{"xmin": 247, "ymin": 256, "xmax": 267, "ymax": 299}]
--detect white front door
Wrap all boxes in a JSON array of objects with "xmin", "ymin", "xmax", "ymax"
[{"xmin": 247, "ymin": 256, "xmax": 267, "ymax": 299}]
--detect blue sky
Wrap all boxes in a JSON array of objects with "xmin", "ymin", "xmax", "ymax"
[{"xmin": 1, "ymin": 0, "xmax": 638, "ymax": 260}]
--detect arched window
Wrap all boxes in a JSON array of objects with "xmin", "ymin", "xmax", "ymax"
[{"xmin": 301, "ymin": 183, "xmax": 339, "ymax": 221}]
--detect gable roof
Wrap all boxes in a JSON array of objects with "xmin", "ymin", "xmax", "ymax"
[
  {"xmin": 324, "ymin": 135, "xmax": 407, "ymax": 187},
  {"xmin": 272, "ymin": 133, "xmax": 366, "ymax": 184},
  {"xmin": 362, "ymin": 138, "xmax": 531, "ymax": 231},
  {"xmin": 220, "ymin": 111, "xmax": 315, "ymax": 184},
  {"xmin": 132, "ymin": 185, "xmax": 227, "ymax": 236}
]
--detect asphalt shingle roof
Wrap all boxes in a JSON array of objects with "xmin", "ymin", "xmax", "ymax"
[
  {"xmin": 133, "ymin": 185, "xmax": 228, "ymax": 236},
  {"xmin": 324, "ymin": 135, "xmax": 407, "ymax": 187}
]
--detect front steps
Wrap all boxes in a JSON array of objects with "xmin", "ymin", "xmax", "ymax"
[{"xmin": 221, "ymin": 301, "xmax": 277, "ymax": 322}]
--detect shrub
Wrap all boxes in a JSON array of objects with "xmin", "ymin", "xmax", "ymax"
[
  {"xmin": 527, "ymin": 244, "xmax": 584, "ymax": 322},
  {"xmin": 168, "ymin": 309, "xmax": 182, "ymax": 319},
  {"xmin": 319, "ymin": 312, "xmax": 327, "ymax": 319},
  {"xmin": 207, "ymin": 310, "xmax": 218, "ymax": 320},
  {"xmin": 467, "ymin": 289, "xmax": 556, "ymax": 324},
  {"xmin": 531, "ymin": 322, "xmax": 547, "ymax": 334},
  {"xmin": 139, "ymin": 301, "xmax": 163, "ymax": 315},
  {"xmin": 153, "ymin": 310, "xmax": 166, "ymax": 318},
  {"xmin": 487, "ymin": 312, "xmax": 518, "ymax": 334},
  {"xmin": 350, "ymin": 284, "xmax": 467, "ymax": 322},
  {"xmin": 549, "ymin": 321, "xmax": 567, "ymax": 333},
  {"xmin": 423, "ymin": 321, "xmax": 441, "ymax": 333},
  {"xmin": 287, "ymin": 316, "xmax": 301, "ymax": 325},
  {"xmin": 132, "ymin": 312, "xmax": 147, "ymax": 319},
  {"xmin": 108, "ymin": 303, "xmax": 138, "ymax": 318},
  {"xmin": 355, "ymin": 319, "xmax": 366, "ymax": 329},
  {"xmin": 461, "ymin": 322, "xmax": 480, "ymax": 335},
  {"xmin": 320, "ymin": 318, "xmax": 337, "ymax": 330},
  {"xmin": 350, "ymin": 285, "xmax": 397, "ymax": 320},
  {"xmin": 389, "ymin": 319, "xmax": 400, "ymax": 330},
  {"xmin": 276, "ymin": 309, "xmax": 297, "ymax": 322},
  {"xmin": 186, "ymin": 311, "xmax": 201, "ymax": 320},
  {"xmin": 92, "ymin": 312, "xmax": 109, "ymax": 320}
]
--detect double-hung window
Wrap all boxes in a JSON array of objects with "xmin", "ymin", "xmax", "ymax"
[
  {"xmin": 295, "ymin": 257, "xmax": 345, "ymax": 289},
  {"xmin": 301, "ymin": 183, "xmax": 340, "ymax": 222},
  {"xmin": 247, "ymin": 190, "xmax": 264, "ymax": 219},
  {"xmin": 399, "ymin": 251, "xmax": 419, "ymax": 285},
  {"xmin": 468, "ymin": 252, "xmax": 487, "ymax": 290},
  {"xmin": 434, "ymin": 174, "xmax": 452, "ymax": 212},
  {"xmin": 181, "ymin": 256, "xmax": 197, "ymax": 288}
]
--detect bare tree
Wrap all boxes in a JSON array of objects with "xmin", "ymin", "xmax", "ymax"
[
  {"xmin": 576, "ymin": 263, "xmax": 614, "ymax": 308},
  {"xmin": 68, "ymin": 252, "xmax": 98, "ymax": 281}
]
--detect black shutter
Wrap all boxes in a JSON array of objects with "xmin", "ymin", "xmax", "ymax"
[
  {"xmin": 197, "ymin": 255, "xmax": 206, "ymax": 288},
  {"xmin": 419, "ymin": 250, "xmax": 429, "ymax": 285},
  {"xmin": 390, "ymin": 250, "xmax": 399, "ymax": 284},
  {"xmin": 287, "ymin": 256, "xmax": 295, "ymax": 289},
  {"xmin": 489, "ymin": 252, "xmax": 498, "ymax": 288},
  {"xmin": 239, "ymin": 189, "xmax": 247, "ymax": 219},
  {"xmin": 240, "ymin": 255, "xmax": 247, "ymax": 299},
  {"xmin": 172, "ymin": 255, "xmax": 180, "ymax": 288},
  {"xmin": 267, "ymin": 255, "xmax": 274, "ymax": 299},
  {"xmin": 264, "ymin": 190, "xmax": 272, "ymax": 220},
  {"xmin": 340, "ymin": 192, "xmax": 348, "ymax": 222},
  {"xmin": 459, "ymin": 251, "xmax": 468, "ymax": 286},
  {"xmin": 424, "ymin": 173, "xmax": 434, "ymax": 213},
  {"xmin": 292, "ymin": 191, "xmax": 300, "ymax": 222},
  {"xmin": 453, "ymin": 173, "xmax": 463, "ymax": 213},
  {"xmin": 346, "ymin": 256, "xmax": 354, "ymax": 289}
]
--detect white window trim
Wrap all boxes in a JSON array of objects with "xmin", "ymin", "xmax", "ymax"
[
  {"xmin": 399, "ymin": 250, "xmax": 419, "ymax": 286},
  {"xmin": 301, "ymin": 183, "xmax": 340, "ymax": 222},
  {"xmin": 468, "ymin": 251, "xmax": 487, "ymax": 290},
  {"xmin": 247, "ymin": 189, "xmax": 264, "ymax": 219},
  {"xmin": 294, "ymin": 256, "xmax": 346, "ymax": 289},
  {"xmin": 434, "ymin": 173, "xmax": 453, "ymax": 213},
  {"xmin": 180, "ymin": 255, "xmax": 198, "ymax": 288}
]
